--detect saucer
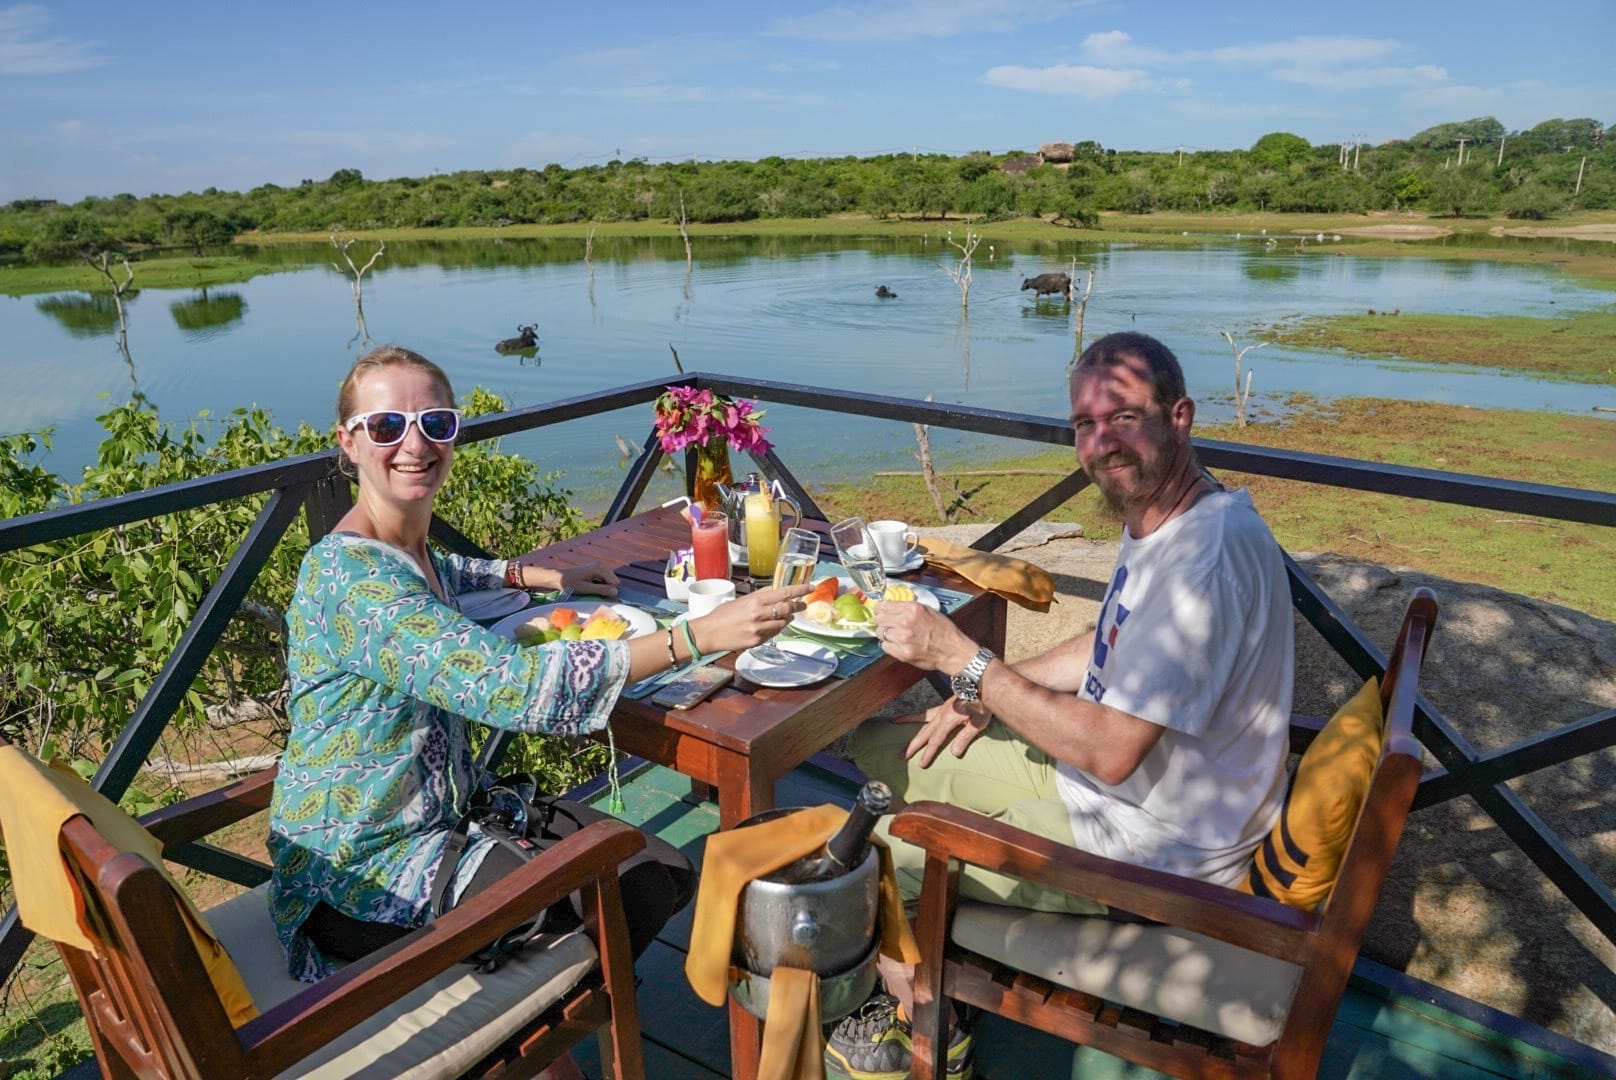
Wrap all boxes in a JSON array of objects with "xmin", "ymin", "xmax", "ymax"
[
  {"xmin": 736, "ymin": 641, "xmax": 837, "ymax": 688},
  {"xmin": 882, "ymin": 551, "xmax": 924, "ymax": 574}
]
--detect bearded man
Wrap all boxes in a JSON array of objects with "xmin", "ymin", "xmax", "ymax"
[{"xmin": 826, "ymin": 332, "xmax": 1294, "ymax": 1080}]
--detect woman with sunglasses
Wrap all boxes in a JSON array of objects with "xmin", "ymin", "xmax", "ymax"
[{"xmin": 268, "ymin": 346, "xmax": 813, "ymax": 982}]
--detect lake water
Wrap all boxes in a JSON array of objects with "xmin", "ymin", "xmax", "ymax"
[{"xmin": 5, "ymin": 235, "xmax": 1613, "ymax": 506}]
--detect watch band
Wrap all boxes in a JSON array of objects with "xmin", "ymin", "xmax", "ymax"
[{"xmin": 950, "ymin": 646, "xmax": 996, "ymax": 703}]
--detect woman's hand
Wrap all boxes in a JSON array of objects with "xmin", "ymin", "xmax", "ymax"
[
  {"xmin": 688, "ymin": 583, "xmax": 814, "ymax": 654},
  {"xmin": 557, "ymin": 561, "xmax": 619, "ymax": 597}
]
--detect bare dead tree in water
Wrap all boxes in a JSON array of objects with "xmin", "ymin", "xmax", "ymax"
[
  {"xmin": 677, "ymin": 194, "xmax": 693, "ymax": 268},
  {"xmin": 1220, "ymin": 330, "xmax": 1269, "ymax": 428},
  {"xmin": 331, "ymin": 234, "xmax": 385, "ymax": 303},
  {"xmin": 1066, "ymin": 257, "xmax": 1097, "ymax": 367},
  {"xmin": 585, "ymin": 227, "xmax": 599, "ymax": 320},
  {"xmin": 938, "ymin": 227, "xmax": 982, "ymax": 311},
  {"xmin": 331, "ymin": 233, "xmax": 384, "ymax": 347}
]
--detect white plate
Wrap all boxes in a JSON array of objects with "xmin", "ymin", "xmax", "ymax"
[
  {"xmin": 883, "ymin": 551, "xmax": 925, "ymax": 574},
  {"xmin": 489, "ymin": 601, "xmax": 656, "ymax": 642},
  {"xmin": 737, "ymin": 640, "xmax": 838, "ymax": 687},
  {"xmin": 457, "ymin": 588, "xmax": 531, "ymax": 622},
  {"xmin": 792, "ymin": 583, "xmax": 940, "ymax": 638}
]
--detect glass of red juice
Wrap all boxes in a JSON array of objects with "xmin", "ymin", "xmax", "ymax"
[{"xmin": 692, "ymin": 511, "xmax": 731, "ymax": 580}]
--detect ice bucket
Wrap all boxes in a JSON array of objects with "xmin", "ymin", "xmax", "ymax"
[{"xmin": 727, "ymin": 807, "xmax": 882, "ymax": 1022}]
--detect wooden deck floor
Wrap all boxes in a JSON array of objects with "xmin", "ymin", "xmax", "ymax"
[{"xmin": 569, "ymin": 759, "xmax": 1614, "ymax": 1080}]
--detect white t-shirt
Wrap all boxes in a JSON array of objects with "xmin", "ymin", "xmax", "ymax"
[{"xmin": 1054, "ymin": 487, "xmax": 1293, "ymax": 887}]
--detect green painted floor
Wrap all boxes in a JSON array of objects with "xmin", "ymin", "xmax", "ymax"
[{"xmin": 572, "ymin": 761, "xmax": 1610, "ymax": 1080}]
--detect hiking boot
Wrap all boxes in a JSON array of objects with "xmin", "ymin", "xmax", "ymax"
[{"xmin": 824, "ymin": 992, "xmax": 974, "ymax": 1080}]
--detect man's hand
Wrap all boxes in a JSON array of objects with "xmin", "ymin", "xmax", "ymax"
[
  {"xmin": 896, "ymin": 695, "xmax": 992, "ymax": 768},
  {"xmin": 874, "ymin": 600, "xmax": 978, "ymax": 676}
]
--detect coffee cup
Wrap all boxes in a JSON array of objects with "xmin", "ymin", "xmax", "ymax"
[
  {"xmin": 687, "ymin": 578, "xmax": 737, "ymax": 618},
  {"xmin": 868, "ymin": 520, "xmax": 919, "ymax": 568}
]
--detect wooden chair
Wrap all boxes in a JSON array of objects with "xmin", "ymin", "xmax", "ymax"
[
  {"xmin": 0, "ymin": 752, "xmax": 649, "ymax": 1079},
  {"xmin": 891, "ymin": 587, "xmax": 1439, "ymax": 1080}
]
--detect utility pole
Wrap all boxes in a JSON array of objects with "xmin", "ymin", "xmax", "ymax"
[
  {"xmin": 1575, "ymin": 156, "xmax": 1587, "ymax": 196},
  {"xmin": 1456, "ymin": 137, "xmax": 1467, "ymax": 166},
  {"xmin": 1177, "ymin": 144, "xmax": 1184, "ymax": 167},
  {"xmin": 1353, "ymin": 134, "xmax": 1363, "ymax": 172},
  {"xmin": 1497, "ymin": 135, "xmax": 1506, "ymax": 166}
]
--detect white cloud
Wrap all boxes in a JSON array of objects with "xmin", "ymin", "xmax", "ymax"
[
  {"xmin": 0, "ymin": 4, "xmax": 102, "ymax": 74},
  {"xmin": 55, "ymin": 118, "xmax": 84, "ymax": 137},
  {"xmin": 983, "ymin": 64, "xmax": 1157, "ymax": 99},
  {"xmin": 1273, "ymin": 63, "xmax": 1448, "ymax": 90},
  {"xmin": 1197, "ymin": 35, "xmax": 1406, "ymax": 68},
  {"xmin": 1080, "ymin": 30, "xmax": 1167, "ymax": 66},
  {"xmin": 772, "ymin": 0, "xmax": 1087, "ymax": 44},
  {"xmin": 504, "ymin": 131, "xmax": 597, "ymax": 165},
  {"xmin": 769, "ymin": 58, "xmax": 842, "ymax": 73},
  {"xmin": 569, "ymin": 84, "xmax": 829, "ymax": 106}
]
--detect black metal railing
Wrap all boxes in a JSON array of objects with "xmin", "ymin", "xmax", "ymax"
[{"xmin": 3, "ymin": 373, "xmax": 1614, "ymax": 998}]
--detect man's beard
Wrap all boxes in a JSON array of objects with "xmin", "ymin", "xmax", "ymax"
[{"xmin": 1086, "ymin": 437, "xmax": 1176, "ymax": 516}]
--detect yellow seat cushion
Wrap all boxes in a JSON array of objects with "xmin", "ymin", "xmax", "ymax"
[
  {"xmin": 0, "ymin": 745, "xmax": 258, "ymax": 1025},
  {"xmin": 1240, "ymin": 677, "xmax": 1384, "ymax": 910}
]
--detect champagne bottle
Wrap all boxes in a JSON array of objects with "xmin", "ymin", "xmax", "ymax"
[{"xmin": 796, "ymin": 781, "xmax": 892, "ymax": 882}]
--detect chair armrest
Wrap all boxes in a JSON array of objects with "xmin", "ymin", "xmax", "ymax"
[
  {"xmin": 239, "ymin": 817, "xmax": 646, "ymax": 1075},
  {"xmin": 140, "ymin": 766, "xmax": 279, "ymax": 848},
  {"xmin": 891, "ymin": 802, "xmax": 1320, "ymax": 964}
]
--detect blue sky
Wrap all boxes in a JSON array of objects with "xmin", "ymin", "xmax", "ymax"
[{"xmin": 3, "ymin": 0, "xmax": 1613, "ymax": 203}]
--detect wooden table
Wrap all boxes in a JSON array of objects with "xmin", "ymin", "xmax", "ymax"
[
  {"xmin": 531, "ymin": 504, "xmax": 1009, "ymax": 830},
  {"xmin": 531, "ymin": 504, "xmax": 1009, "ymax": 1080}
]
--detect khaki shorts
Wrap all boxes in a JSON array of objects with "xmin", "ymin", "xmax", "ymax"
[{"xmin": 849, "ymin": 715, "xmax": 1108, "ymax": 916}]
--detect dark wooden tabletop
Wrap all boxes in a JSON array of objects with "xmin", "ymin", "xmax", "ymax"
[{"xmin": 527, "ymin": 504, "xmax": 1008, "ymax": 829}]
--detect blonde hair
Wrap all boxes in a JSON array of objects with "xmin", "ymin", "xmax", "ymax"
[{"xmin": 336, "ymin": 345, "xmax": 455, "ymax": 427}]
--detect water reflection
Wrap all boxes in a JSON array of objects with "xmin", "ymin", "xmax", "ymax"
[
  {"xmin": 9, "ymin": 235, "xmax": 1613, "ymax": 497},
  {"xmin": 36, "ymin": 293, "xmax": 127, "ymax": 337},
  {"xmin": 169, "ymin": 288, "xmax": 248, "ymax": 339}
]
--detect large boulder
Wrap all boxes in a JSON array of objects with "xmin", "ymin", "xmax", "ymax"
[
  {"xmin": 1000, "ymin": 154, "xmax": 1042, "ymax": 177},
  {"xmin": 1039, "ymin": 142, "xmax": 1075, "ymax": 164}
]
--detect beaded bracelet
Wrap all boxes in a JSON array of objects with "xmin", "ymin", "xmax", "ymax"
[
  {"xmin": 505, "ymin": 559, "xmax": 523, "ymax": 589},
  {"xmin": 679, "ymin": 618, "xmax": 704, "ymax": 662},
  {"xmin": 664, "ymin": 626, "xmax": 679, "ymax": 665}
]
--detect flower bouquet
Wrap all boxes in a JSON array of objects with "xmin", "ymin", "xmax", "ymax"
[{"xmin": 652, "ymin": 386, "xmax": 772, "ymax": 510}]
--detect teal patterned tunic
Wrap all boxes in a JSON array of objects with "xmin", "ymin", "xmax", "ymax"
[{"xmin": 268, "ymin": 533, "xmax": 631, "ymax": 981}]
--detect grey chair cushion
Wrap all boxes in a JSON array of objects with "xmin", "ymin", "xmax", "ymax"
[
  {"xmin": 206, "ymin": 885, "xmax": 598, "ymax": 1079},
  {"xmin": 951, "ymin": 901, "xmax": 1303, "ymax": 1047}
]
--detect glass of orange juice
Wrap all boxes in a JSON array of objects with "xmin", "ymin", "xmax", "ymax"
[{"xmin": 744, "ymin": 489, "xmax": 800, "ymax": 588}]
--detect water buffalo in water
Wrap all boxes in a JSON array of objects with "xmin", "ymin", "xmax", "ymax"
[
  {"xmin": 875, "ymin": 285, "xmax": 898, "ymax": 298},
  {"xmin": 1021, "ymin": 272, "xmax": 1072, "ymax": 299},
  {"xmin": 495, "ymin": 324, "xmax": 539, "ymax": 354}
]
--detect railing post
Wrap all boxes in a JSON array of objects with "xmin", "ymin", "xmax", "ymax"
[{"xmin": 304, "ymin": 467, "xmax": 353, "ymax": 541}]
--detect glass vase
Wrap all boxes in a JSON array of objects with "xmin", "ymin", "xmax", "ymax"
[{"xmin": 692, "ymin": 440, "xmax": 734, "ymax": 514}]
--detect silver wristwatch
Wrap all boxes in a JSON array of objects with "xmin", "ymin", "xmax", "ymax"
[{"xmin": 950, "ymin": 647, "xmax": 996, "ymax": 703}]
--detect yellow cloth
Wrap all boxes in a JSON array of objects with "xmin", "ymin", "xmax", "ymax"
[
  {"xmin": 0, "ymin": 745, "xmax": 259, "ymax": 1025},
  {"xmin": 685, "ymin": 804, "xmax": 919, "ymax": 1007},
  {"xmin": 1240, "ymin": 677, "xmax": 1385, "ymax": 909},
  {"xmin": 918, "ymin": 537, "xmax": 1055, "ymax": 613},
  {"xmin": 758, "ymin": 966, "xmax": 824, "ymax": 1080}
]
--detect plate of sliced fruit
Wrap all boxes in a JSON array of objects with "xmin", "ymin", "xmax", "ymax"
[
  {"xmin": 792, "ymin": 577, "xmax": 938, "ymax": 639},
  {"xmin": 490, "ymin": 602, "xmax": 656, "ymax": 645}
]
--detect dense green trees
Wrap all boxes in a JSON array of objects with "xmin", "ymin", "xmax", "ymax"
[{"xmin": 3, "ymin": 114, "xmax": 1610, "ymax": 263}]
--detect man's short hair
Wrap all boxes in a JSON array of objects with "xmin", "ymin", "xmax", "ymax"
[{"xmin": 1073, "ymin": 332, "xmax": 1186, "ymax": 410}]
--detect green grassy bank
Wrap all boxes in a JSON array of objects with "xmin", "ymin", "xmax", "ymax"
[
  {"xmin": 814, "ymin": 396, "xmax": 1616, "ymax": 621},
  {"xmin": 5, "ymin": 209, "xmax": 1612, "ymax": 295},
  {"xmin": 1270, "ymin": 307, "xmax": 1616, "ymax": 384}
]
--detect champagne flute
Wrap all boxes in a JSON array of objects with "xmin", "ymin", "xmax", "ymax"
[
  {"xmin": 748, "ymin": 527, "xmax": 820, "ymax": 665},
  {"xmin": 830, "ymin": 516, "xmax": 886, "ymax": 601}
]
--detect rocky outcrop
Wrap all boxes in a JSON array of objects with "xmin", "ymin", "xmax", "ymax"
[
  {"xmin": 1039, "ymin": 142, "xmax": 1075, "ymax": 164},
  {"xmin": 1000, "ymin": 154, "xmax": 1042, "ymax": 177}
]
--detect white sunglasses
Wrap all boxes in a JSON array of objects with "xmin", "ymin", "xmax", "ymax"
[{"xmin": 343, "ymin": 408, "xmax": 463, "ymax": 446}]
